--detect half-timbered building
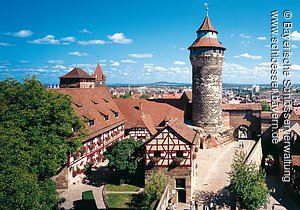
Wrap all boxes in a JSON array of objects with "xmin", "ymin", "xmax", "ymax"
[
  {"xmin": 53, "ymin": 65, "xmax": 125, "ymax": 189},
  {"xmin": 114, "ymin": 99, "xmax": 184, "ymax": 141},
  {"xmin": 144, "ymin": 118, "xmax": 199, "ymax": 204}
]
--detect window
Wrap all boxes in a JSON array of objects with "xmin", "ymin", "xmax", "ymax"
[
  {"xmin": 89, "ymin": 120, "xmax": 95, "ymax": 127},
  {"xmin": 154, "ymin": 151, "xmax": 161, "ymax": 158},
  {"xmin": 176, "ymin": 178, "xmax": 186, "ymax": 188},
  {"xmin": 114, "ymin": 112, "xmax": 119, "ymax": 118},
  {"xmin": 176, "ymin": 151, "xmax": 183, "ymax": 158},
  {"xmin": 103, "ymin": 115, "xmax": 109, "ymax": 121}
]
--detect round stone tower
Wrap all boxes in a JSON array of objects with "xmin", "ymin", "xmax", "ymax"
[{"xmin": 188, "ymin": 11, "xmax": 226, "ymax": 134}]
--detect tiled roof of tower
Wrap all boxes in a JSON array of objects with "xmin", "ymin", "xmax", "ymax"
[
  {"xmin": 188, "ymin": 37, "xmax": 225, "ymax": 50},
  {"xmin": 196, "ymin": 15, "xmax": 218, "ymax": 33},
  {"xmin": 114, "ymin": 99, "xmax": 184, "ymax": 131},
  {"xmin": 92, "ymin": 63, "xmax": 105, "ymax": 81},
  {"xmin": 60, "ymin": 67, "xmax": 94, "ymax": 79},
  {"xmin": 55, "ymin": 87, "xmax": 125, "ymax": 141}
]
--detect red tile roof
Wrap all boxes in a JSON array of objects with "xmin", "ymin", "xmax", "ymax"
[
  {"xmin": 144, "ymin": 118, "xmax": 199, "ymax": 145},
  {"xmin": 222, "ymin": 103, "xmax": 262, "ymax": 111},
  {"xmin": 60, "ymin": 67, "xmax": 94, "ymax": 79},
  {"xmin": 167, "ymin": 118, "xmax": 199, "ymax": 145},
  {"xmin": 114, "ymin": 99, "xmax": 184, "ymax": 131},
  {"xmin": 196, "ymin": 15, "xmax": 218, "ymax": 33},
  {"xmin": 292, "ymin": 155, "xmax": 300, "ymax": 166},
  {"xmin": 92, "ymin": 63, "xmax": 106, "ymax": 81},
  {"xmin": 55, "ymin": 87, "xmax": 125, "ymax": 140},
  {"xmin": 290, "ymin": 110, "xmax": 299, "ymax": 121},
  {"xmin": 189, "ymin": 37, "xmax": 225, "ymax": 50}
]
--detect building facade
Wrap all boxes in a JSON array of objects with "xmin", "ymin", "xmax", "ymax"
[
  {"xmin": 53, "ymin": 65, "xmax": 125, "ymax": 189},
  {"xmin": 189, "ymin": 12, "xmax": 226, "ymax": 134},
  {"xmin": 144, "ymin": 119, "xmax": 199, "ymax": 204}
]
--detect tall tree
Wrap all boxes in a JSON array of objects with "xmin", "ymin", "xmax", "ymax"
[
  {"xmin": 0, "ymin": 77, "xmax": 86, "ymax": 209},
  {"xmin": 104, "ymin": 137, "xmax": 143, "ymax": 182},
  {"xmin": 228, "ymin": 151, "xmax": 268, "ymax": 210}
]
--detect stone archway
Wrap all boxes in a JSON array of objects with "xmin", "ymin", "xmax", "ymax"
[{"xmin": 237, "ymin": 125, "xmax": 248, "ymax": 139}]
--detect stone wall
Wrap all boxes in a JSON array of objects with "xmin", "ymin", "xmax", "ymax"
[
  {"xmin": 190, "ymin": 50, "xmax": 224, "ymax": 134},
  {"xmin": 146, "ymin": 166, "xmax": 193, "ymax": 204},
  {"xmin": 52, "ymin": 166, "xmax": 68, "ymax": 189}
]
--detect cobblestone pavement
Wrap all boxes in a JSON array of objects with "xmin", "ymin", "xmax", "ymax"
[
  {"xmin": 58, "ymin": 164, "xmax": 110, "ymax": 209},
  {"xmin": 193, "ymin": 140, "xmax": 256, "ymax": 209}
]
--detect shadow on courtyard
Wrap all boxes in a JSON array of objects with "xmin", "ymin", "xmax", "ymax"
[
  {"xmin": 194, "ymin": 187, "xmax": 233, "ymax": 209},
  {"xmin": 82, "ymin": 165, "xmax": 112, "ymax": 187}
]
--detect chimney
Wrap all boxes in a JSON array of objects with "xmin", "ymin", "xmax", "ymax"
[{"xmin": 139, "ymin": 101, "xmax": 143, "ymax": 112}]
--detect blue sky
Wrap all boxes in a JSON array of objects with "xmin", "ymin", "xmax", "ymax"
[{"xmin": 0, "ymin": 0, "xmax": 300, "ymax": 84}]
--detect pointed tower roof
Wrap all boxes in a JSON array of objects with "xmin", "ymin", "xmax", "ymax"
[
  {"xmin": 93, "ymin": 63, "xmax": 105, "ymax": 81},
  {"xmin": 196, "ymin": 15, "xmax": 218, "ymax": 33},
  {"xmin": 60, "ymin": 67, "xmax": 94, "ymax": 79}
]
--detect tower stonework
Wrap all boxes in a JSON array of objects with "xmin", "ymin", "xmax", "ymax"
[{"xmin": 189, "ymin": 13, "xmax": 226, "ymax": 134}]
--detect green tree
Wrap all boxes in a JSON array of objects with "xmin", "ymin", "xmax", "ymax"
[
  {"xmin": 0, "ymin": 77, "xmax": 86, "ymax": 209},
  {"xmin": 228, "ymin": 151, "xmax": 268, "ymax": 210},
  {"xmin": 104, "ymin": 137, "xmax": 143, "ymax": 182},
  {"xmin": 144, "ymin": 170, "xmax": 168, "ymax": 201},
  {"xmin": 120, "ymin": 92, "xmax": 132, "ymax": 98},
  {"xmin": 261, "ymin": 102, "xmax": 271, "ymax": 111},
  {"xmin": 140, "ymin": 93, "xmax": 149, "ymax": 99}
]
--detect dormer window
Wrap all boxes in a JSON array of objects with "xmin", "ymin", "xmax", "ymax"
[
  {"xmin": 103, "ymin": 115, "xmax": 109, "ymax": 121},
  {"xmin": 89, "ymin": 120, "xmax": 95, "ymax": 127},
  {"xmin": 114, "ymin": 112, "xmax": 119, "ymax": 118}
]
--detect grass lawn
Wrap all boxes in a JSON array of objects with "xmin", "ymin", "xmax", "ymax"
[
  {"xmin": 106, "ymin": 183, "xmax": 140, "ymax": 192},
  {"xmin": 106, "ymin": 193, "xmax": 132, "ymax": 208}
]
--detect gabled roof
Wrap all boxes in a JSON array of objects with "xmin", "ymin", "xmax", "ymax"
[
  {"xmin": 114, "ymin": 99, "xmax": 184, "ymax": 131},
  {"xmin": 144, "ymin": 118, "xmax": 199, "ymax": 146},
  {"xmin": 188, "ymin": 37, "xmax": 225, "ymax": 50},
  {"xmin": 60, "ymin": 68, "xmax": 94, "ymax": 79},
  {"xmin": 55, "ymin": 87, "xmax": 125, "ymax": 141},
  {"xmin": 196, "ymin": 15, "xmax": 218, "ymax": 33},
  {"xmin": 92, "ymin": 63, "xmax": 105, "ymax": 81}
]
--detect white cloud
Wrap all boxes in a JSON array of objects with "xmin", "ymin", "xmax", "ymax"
[
  {"xmin": 174, "ymin": 61, "xmax": 186, "ymax": 65},
  {"xmin": 19, "ymin": 60, "xmax": 30, "ymax": 63},
  {"xmin": 108, "ymin": 33, "xmax": 132, "ymax": 44},
  {"xmin": 13, "ymin": 29, "xmax": 33, "ymax": 37},
  {"xmin": 68, "ymin": 51, "xmax": 88, "ymax": 56},
  {"xmin": 0, "ymin": 42, "xmax": 13, "ymax": 46},
  {"xmin": 291, "ymin": 44, "xmax": 298, "ymax": 49},
  {"xmin": 121, "ymin": 59, "xmax": 136, "ymax": 63},
  {"xmin": 129, "ymin": 53, "xmax": 153, "ymax": 58},
  {"xmin": 234, "ymin": 53, "xmax": 262, "ymax": 60},
  {"xmin": 257, "ymin": 36, "xmax": 267, "ymax": 40},
  {"xmin": 52, "ymin": 64, "xmax": 66, "ymax": 70},
  {"xmin": 291, "ymin": 65, "xmax": 300, "ymax": 70},
  {"xmin": 122, "ymin": 72, "xmax": 129, "ymax": 76},
  {"xmin": 61, "ymin": 37, "xmax": 76, "ymax": 42},
  {"xmin": 240, "ymin": 33, "xmax": 251, "ymax": 39},
  {"xmin": 28, "ymin": 35, "xmax": 60, "ymax": 44},
  {"xmin": 79, "ymin": 29, "xmax": 92, "ymax": 34},
  {"xmin": 48, "ymin": 60, "xmax": 64, "ymax": 64},
  {"xmin": 111, "ymin": 61, "xmax": 120, "ymax": 67},
  {"xmin": 291, "ymin": 31, "xmax": 300, "ymax": 41},
  {"xmin": 77, "ymin": 40, "xmax": 105, "ymax": 45}
]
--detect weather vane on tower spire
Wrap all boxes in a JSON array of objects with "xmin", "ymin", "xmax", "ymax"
[{"xmin": 204, "ymin": 3, "xmax": 209, "ymax": 16}]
